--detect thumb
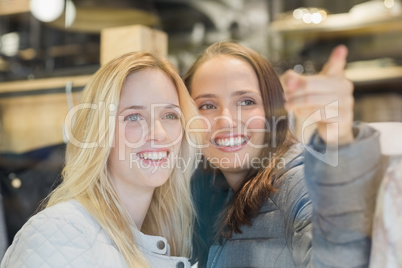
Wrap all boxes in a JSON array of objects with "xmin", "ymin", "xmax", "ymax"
[{"xmin": 320, "ymin": 45, "xmax": 348, "ymax": 76}]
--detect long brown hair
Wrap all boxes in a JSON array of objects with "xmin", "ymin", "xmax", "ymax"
[{"xmin": 183, "ymin": 41, "xmax": 296, "ymax": 238}]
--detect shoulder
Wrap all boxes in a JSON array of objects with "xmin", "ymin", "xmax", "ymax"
[
  {"xmin": 12, "ymin": 199, "xmax": 101, "ymax": 244},
  {"xmin": 32, "ymin": 200, "xmax": 101, "ymax": 235},
  {"xmin": 1, "ymin": 200, "xmax": 104, "ymax": 267},
  {"xmin": 269, "ymin": 145, "xmax": 311, "ymax": 218},
  {"xmin": 40, "ymin": 200, "xmax": 97, "ymax": 221},
  {"xmin": 274, "ymin": 144, "xmax": 306, "ymax": 193},
  {"xmin": 37, "ymin": 199, "xmax": 86, "ymax": 219}
]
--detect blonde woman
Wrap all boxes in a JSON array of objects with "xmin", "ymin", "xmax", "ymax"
[{"xmin": 1, "ymin": 52, "xmax": 201, "ymax": 268}]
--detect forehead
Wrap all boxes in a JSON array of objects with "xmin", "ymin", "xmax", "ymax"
[
  {"xmin": 119, "ymin": 69, "xmax": 179, "ymax": 107},
  {"xmin": 191, "ymin": 55, "xmax": 259, "ymax": 94},
  {"xmin": 197, "ymin": 55, "xmax": 254, "ymax": 76}
]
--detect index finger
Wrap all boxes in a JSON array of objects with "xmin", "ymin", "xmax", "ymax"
[{"xmin": 320, "ymin": 45, "xmax": 348, "ymax": 76}]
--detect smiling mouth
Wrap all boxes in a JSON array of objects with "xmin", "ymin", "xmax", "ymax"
[
  {"xmin": 214, "ymin": 136, "xmax": 248, "ymax": 147},
  {"xmin": 137, "ymin": 151, "xmax": 169, "ymax": 161}
]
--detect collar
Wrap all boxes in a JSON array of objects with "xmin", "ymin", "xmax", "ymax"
[{"xmin": 131, "ymin": 226, "xmax": 170, "ymax": 255}]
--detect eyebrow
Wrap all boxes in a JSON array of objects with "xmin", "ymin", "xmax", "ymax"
[
  {"xmin": 193, "ymin": 90, "xmax": 256, "ymax": 101},
  {"xmin": 193, "ymin": 94, "xmax": 216, "ymax": 101},
  {"xmin": 122, "ymin": 105, "xmax": 146, "ymax": 111},
  {"xmin": 120, "ymin": 104, "xmax": 180, "ymax": 113}
]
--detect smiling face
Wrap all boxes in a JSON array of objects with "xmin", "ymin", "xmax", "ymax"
[
  {"xmin": 191, "ymin": 55, "xmax": 267, "ymax": 176},
  {"xmin": 108, "ymin": 69, "xmax": 182, "ymax": 194}
]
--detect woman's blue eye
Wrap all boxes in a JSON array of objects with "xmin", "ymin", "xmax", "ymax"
[
  {"xmin": 124, "ymin": 114, "xmax": 143, "ymax": 121},
  {"xmin": 163, "ymin": 113, "xmax": 179, "ymax": 120},
  {"xmin": 199, "ymin": 104, "xmax": 216, "ymax": 110},
  {"xmin": 239, "ymin": 99, "xmax": 255, "ymax": 106}
]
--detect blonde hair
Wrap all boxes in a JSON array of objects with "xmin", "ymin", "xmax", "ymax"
[{"xmin": 45, "ymin": 52, "xmax": 201, "ymax": 267}]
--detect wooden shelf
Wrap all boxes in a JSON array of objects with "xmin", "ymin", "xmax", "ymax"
[
  {"xmin": 346, "ymin": 66, "xmax": 402, "ymax": 84},
  {"xmin": 345, "ymin": 66, "xmax": 402, "ymax": 92},
  {"xmin": 270, "ymin": 9, "xmax": 402, "ymax": 89},
  {"xmin": 270, "ymin": 12, "xmax": 402, "ymax": 39},
  {"xmin": 0, "ymin": 0, "xmax": 30, "ymax": 16},
  {"xmin": 0, "ymin": 75, "xmax": 91, "ymax": 94},
  {"xmin": 0, "ymin": 75, "xmax": 91, "ymax": 153}
]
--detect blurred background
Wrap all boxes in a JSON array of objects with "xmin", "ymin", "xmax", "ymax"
[{"xmin": 0, "ymin": 0, "xmax": 401, "ymax": 255}]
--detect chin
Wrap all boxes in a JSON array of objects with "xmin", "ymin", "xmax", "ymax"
[
  {"xmin": 136, "ymin": 166, "xmax": 172, "ymax": 185},
  {"xmin": 204, "ymin": 147, "xmax": 260, "ymax": 171}
]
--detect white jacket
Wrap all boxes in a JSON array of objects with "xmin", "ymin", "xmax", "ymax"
[{"xmin": 0, "ymin": 200, "xmax": 190, "ymax": 268}]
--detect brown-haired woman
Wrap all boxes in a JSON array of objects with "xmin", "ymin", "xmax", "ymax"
[{"xmin": 184, "ymin": 42, "xmax": 381, "ymax": 267}]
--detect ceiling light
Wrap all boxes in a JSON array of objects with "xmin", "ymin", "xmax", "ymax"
[{"xmin": 30, "ymin": 0, "xmax": 65, "ymax": 22}]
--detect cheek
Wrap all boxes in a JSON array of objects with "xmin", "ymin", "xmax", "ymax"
[
  {"xmin": 201, "ymin": 118, "xmax": 210, "ymax": 130},
  {"xmin": 201, "ymin": 146, "xmax": 215, "ymax": 161},
  {"xmin": 165, "ymin": 122, "xmax": 183, "ymax": 145},
  {"xmin": 201, "ymin": 114, "xmax": 215, "ymax": 134},
  {"xmin": 168, "ymin": 124, "xmax": 183, "ymax": 162},
  {"xmin": 242, "ymin": 109, "xmax": 266, "ymax": 131},
  {"xmin": 246, "ymin": 117, "xmax": 266, "ymax": 130},
  {"xmin": 124, "ymin": 125, "xmax": 145, "ymax": 144}
]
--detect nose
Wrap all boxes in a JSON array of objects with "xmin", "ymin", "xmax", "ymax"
[
  {"xmin": 146, "ymin": 119, "xmax": 168, "ymax": 142},
  {"xmin": 215, "ymin": 107, "xmax": 238, "ymax": 129}
]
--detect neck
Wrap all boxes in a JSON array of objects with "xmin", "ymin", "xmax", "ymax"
[
  {"xmin": 126, "ymin": 191, "xmax": 153, "ymax": 230},
  {"xmin": 114, "ymin": 183, "xmax": 154, "ymax": 230},
  {"xmin": 221, "ymin": 169, "xmax": 249, "ymax": 192}
]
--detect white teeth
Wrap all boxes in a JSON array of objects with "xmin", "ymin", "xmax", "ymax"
[
  {"xmin": 138, "ymin": 151, "xmax": 168, "ymax": 160},
  {"xmin": 215, "ymin": 137, "xmax": 247, "ymax": 147}
]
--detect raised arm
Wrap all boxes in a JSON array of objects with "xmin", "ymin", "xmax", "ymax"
[{"xmin": 281, "ymin": 46, "xmax": 382, "ymax": 267}]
